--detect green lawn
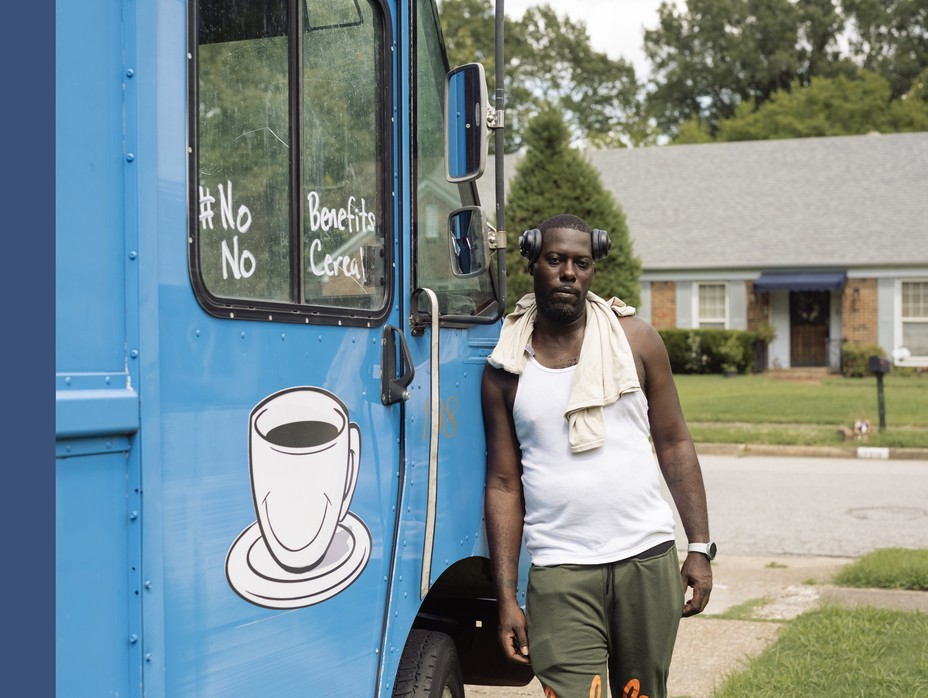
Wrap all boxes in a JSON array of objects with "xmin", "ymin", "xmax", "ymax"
[
  {"xmin": 713, "ymin": 605, "xmax": 928, "ymax": 697},
  {"xmin": 673, "ymin": 374, "xmax": 928, "ymax": 448},
  {"xmin": 713, "ymin": 549, "xmax": 928, "ymax": 697},
  {"xmin": 833, "ymin": 548, "xmax": 928, "ymax": 591}
]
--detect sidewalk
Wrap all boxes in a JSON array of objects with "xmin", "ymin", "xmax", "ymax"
[{"xmin": 465, "ymin": 554, "xmax": 928, "ymax": 698}]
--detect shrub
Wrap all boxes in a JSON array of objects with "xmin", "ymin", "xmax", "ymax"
[
  {"xmin": 719, "ymin": 334, "xmax": 745, "ymax": 374},
  {"xmin": 685, "ymin": 330, "xmax": 708, "ymax": 373},
  {"xmin": 841, "ymin": 343, "xmax": 886, "ymax": 378},
  {"xmin": 658, "ymin": 328, "xmax": 757, "ymax": 374},
  {"xmin": 657, "ymin": 329, "xmax": 691, "ymax": 373},
  {"xmin": 754, "ymin": 321, "xmax": 776, "ymax": 345}
]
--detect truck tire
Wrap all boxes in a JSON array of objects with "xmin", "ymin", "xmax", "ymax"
[{"xmin": 392, "ymin": 629, "xmax": 465, "ymax": 698}]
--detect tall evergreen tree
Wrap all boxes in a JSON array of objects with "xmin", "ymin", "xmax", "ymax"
[{"xmin": 505, "ymin": 108, "xmax": 641, "ymax": 312}]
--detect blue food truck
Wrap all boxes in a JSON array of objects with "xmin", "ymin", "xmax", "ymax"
[{"xmin": 55, "ymin": 0, "xmax": 529, "ymax": 694}]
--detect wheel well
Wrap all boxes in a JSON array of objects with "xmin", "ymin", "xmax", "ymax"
[{"xmin": 412, "ymin": 556, "xmax": 534, "ymax": 687}]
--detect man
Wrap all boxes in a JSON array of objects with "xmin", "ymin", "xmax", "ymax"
[{"xmin": 482, "ymin": 214, "xmax": 713, "ymax": 698}]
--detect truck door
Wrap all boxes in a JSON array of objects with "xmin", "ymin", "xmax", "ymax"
[
  {"xmin": 372, "ymin": 4, "xmax": 507, "ymax": 691},
  {"xmin": 406, "ymin": 0, "xmax": 502, "ymax": 599},
  {"xmin": 158, "ymin": 0, "xmax": 404, "ymax": 693}
]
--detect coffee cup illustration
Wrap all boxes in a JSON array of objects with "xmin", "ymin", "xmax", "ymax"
[
  {"xmin": 226, "ymin": 386, "xmax": 372, "ymax": 608},
  {"xmin": 249, "ymin": 387, "xmax": 362, "ymax": 572}
]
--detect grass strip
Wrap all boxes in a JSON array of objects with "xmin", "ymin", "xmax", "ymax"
[
  {"xmin": 714, "ymin": 606, "xmax": 928, "ymax": 697},
  {"xmin": 833, "ymin": 548, "xmax": 928, "ymax": 591},
  {"xmin": 710, "ymin": 596, "xmax": 773, "ymax": 622},
  {"xmin": 687, "ymin": 422, "xmax": 928, "ymax": 449}
]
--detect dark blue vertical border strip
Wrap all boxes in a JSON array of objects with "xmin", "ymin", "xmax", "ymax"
[{"xmin": 4, "ymin": 2, "xmax": 55, "ymax": 694}]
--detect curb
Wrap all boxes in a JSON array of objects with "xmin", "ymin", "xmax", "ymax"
[{"xmin": 695, "ymin": 442, "xmax": 928, "ymax": 461}]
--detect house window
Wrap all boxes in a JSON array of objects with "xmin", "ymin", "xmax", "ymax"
[
  {"xmin": 899, "ymin": 280, "xmax": 928, "ymax": 362},
  {"xmin": 696, "ymin": 283, "xmax": 727, "ymax": 329}
]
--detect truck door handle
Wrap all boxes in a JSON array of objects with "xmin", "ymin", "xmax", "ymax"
[{"xmin": 381, "ymin": 325, "xmax": 414, "ymax": 405}]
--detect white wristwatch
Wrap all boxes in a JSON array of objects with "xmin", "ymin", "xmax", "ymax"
[{"xmin": 687, "ymin": 541, "xmax": 717, "ymax": 560}]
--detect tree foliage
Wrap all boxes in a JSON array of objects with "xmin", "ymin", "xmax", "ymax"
[
  {"xmin": 505, "ymin": 109, "xmax": 641, "ymax": 311},
  {"xmin": 674, "ymin": 69, "xmax": 928, "ymax": 143},
  {"xmin": 644, "ymin": 0, "xmax": 853, "ymax": 136},
  {"xmin": 843, "ymin": 0, "xmax": 928, "ymax": 99},
  {"xmin": 509, "ymin": 6, "xmax": 643, "ymax": 149},
  {"xmin": 439, "ymin": 0, "xmax": 648, "ymax": 152},
  {"xmin": 439, "ymin": 0, "xmax": 498, "ymax": 84},
  {"xmin": 440, "ymin": 0, "xmax": 928, "ymax": 146}
]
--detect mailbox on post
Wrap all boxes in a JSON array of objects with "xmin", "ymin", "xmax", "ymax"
[
  {"xmin": 868, "ymin": 356, "xmax": 891, "ymax": 375},
  {"xmin": 868, "ymin": 355, "xmax": 891, "ymax": 432}
]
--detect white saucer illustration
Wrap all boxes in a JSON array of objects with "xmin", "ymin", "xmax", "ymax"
[{"xmin": 226, "ymin": 513, "xmax": 371, "ymax": 609}]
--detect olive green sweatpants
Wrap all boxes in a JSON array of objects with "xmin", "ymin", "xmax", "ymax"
[{"xmin": 525, "ymin": 545, "xmax": 684, "ymax": 698}]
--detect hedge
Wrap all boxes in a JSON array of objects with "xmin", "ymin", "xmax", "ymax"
[
  {"xmin": 657, "ymin": 328, "xmax": 759, "ymax": 375},
  {"xmin": 841, "ymin": 343, "xmax": 887, "ymax": 378}
]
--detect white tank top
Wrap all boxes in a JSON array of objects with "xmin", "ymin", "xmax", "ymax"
[{"xmin": 513, "ymin": 356, "xmax": 676, "ymax": 566}]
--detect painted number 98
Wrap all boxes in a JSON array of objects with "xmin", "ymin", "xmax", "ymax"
[{"xmin": 423, "ymin": 396, "xmax": 458, "ymax": 440}]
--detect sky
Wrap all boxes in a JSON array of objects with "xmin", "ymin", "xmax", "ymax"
[{"xmin": 503, "ymin": 0, "xmax": 684, "ymax": 79}]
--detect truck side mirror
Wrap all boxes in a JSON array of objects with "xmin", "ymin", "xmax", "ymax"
[
  {"xmin": 448, "ymin": 207, "xmax": 489, "ymax": 277},
  {"xmin": 444, "ymin": 63, "xmax": 488, "ymax": 183}
]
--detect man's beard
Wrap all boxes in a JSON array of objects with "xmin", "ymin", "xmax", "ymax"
[{"xmin": 536, "ymin": 286, "xmax": 585, "ymax": 324}]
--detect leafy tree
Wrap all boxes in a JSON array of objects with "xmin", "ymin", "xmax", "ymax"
[
  {"xmin": 675, "ymin": 69, "xmax": 928, "ymax": 142},
  {"xmin": 908, "ymin": 66, "xmax": 928, "ymax": 102},
  {"xmin": 672, "ymin": 117, "xmax": 714, "ymax": 144},
  {"xmin": 440, "ymin": 0, "xmax": 928, "ymax": 145},
  {"xmin": 439, "ymin": 0, "xmax": 646, "ymax": 151},
  {"xmin": 797, "ymin": 0, "xmax": 847, "ymax": 80},
  {"xmin": 888, "ymin": 65, "xmax": 928, "ymax": 129},
  {"xmin": 504, "ymin": 108, "xmax": 641, "ymax": 311},
  {"xmin": 510, "ymin": 5, "xmax": 643, "ymax": 149},
  {"xmin": 439, "ymin": 0, "xmax": 511, "ymax": 150},
  {"xmin": 643, "ymin": 0, "xmax": 852, "ymax": 137},
  {"xmin": 843, "ymin": 0, "xmax": 928, "ymax": 99},
  {"xmin": 439, "ymin": 0, "xmax": 498, "ymax": 89}
]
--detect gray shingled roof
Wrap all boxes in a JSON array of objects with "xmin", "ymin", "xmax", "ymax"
[{"xmin": 477, "ymin": 132, "xmax": 928, "ymax": 272}]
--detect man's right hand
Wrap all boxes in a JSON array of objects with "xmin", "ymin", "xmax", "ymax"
[{"xmin": 497, "ymin": 598, "xmax": 531, "ymax": 665}]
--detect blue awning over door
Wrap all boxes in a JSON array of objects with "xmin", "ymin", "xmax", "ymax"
[{"xmin": 753, "ymin": 272, "xmax": 847, "ymax": 292}]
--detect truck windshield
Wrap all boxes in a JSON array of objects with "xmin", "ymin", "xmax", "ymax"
[{"xmin": 413, "ymin": 0, "xmax": 497, "ymax": 318}]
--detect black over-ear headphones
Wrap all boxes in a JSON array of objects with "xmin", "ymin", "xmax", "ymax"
[{"xmin": 519, "ymin": 227, "xmax": 612, "ymax": 265}]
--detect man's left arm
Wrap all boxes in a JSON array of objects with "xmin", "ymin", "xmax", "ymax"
[{"xmin": 622, "ymin": 316, "xmax": 713, "ymax": 617}]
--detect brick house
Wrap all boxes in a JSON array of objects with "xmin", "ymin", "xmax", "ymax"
[{"xmin": 479, "ymin": 132, "xmax": 928, "ymax": 369}]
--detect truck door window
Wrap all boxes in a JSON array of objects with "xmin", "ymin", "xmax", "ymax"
[
  {"xmin": 192, "ymin": 0, "xmax": 392, "ymax": 324},
  {"xmin": 413, "ymin": 0, "xmax": 496, "ymax": 318}
]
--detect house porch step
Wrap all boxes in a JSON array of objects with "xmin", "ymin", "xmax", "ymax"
[{"xmin": 767, "ymin": 367, "xmax": 833, "ymax": 382}]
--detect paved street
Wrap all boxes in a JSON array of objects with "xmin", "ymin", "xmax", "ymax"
[
  {"xmin": 677, "ymin": 453, "xmax": 928, "ymax": 558},
  {"xmin": 466, "ymin": 453, "xmax": 928, "ymax": 697}
]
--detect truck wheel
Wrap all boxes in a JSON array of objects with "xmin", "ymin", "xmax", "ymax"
[{"xmin": 392, "ymin": 629, "xmax": 465, "ymax": 698}]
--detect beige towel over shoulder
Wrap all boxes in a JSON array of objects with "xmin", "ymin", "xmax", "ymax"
[{"xmin": 487, "ymin": 291, "xmax": 640, "ymax": 453}]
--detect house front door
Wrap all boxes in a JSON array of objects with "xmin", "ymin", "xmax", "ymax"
[{"xmin": 790, "ymin": 291, "xmax": 830, "ymax": 366}]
